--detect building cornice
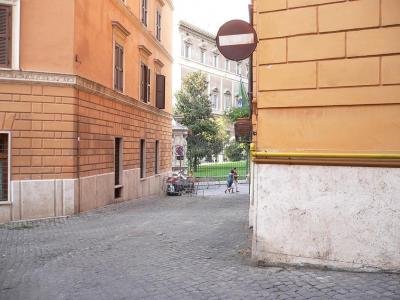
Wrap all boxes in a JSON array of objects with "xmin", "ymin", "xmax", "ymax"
[
  {"xmin": 179, "ymin": 21, "xmax": 216, "ymax": 43},
  {"xmin": 0, "ymin": 70, "xmax": 172, "ymax": 119},
  {"xmin": 178, "ymin": 57, "xmax": 249, "ymax": 83}
]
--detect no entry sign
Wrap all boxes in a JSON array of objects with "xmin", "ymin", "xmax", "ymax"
[{"xmin": 216, "ymin": 19, "xmax": 258, "ymax": 61}]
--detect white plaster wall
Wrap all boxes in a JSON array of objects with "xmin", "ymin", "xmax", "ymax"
[
  {"xmin": 249, "ymin": 160, "xmax": 256, "ymax": 228},
  {"xmin": 252, "ymin": 164, "xmax": 400, "ymax": 272}
]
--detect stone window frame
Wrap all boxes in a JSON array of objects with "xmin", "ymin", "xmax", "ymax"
[
  {"xmin": 140, "ymin": 139, "xmax": 146, "ymax": 179},
  {"xmin": 0, "ymin": 131, "xmax": 11, "ymax": 203},
  {"xmin": 0, "ymin": 0, "xmax": 20, "ymax": 70},
  {"xmin": 141, "ymin": 0, "xmax": 148, "ymax": 27},
  {"xmin": 211, "ymin": 87, "xmax": 219, "ymax": 111},
  {"xmin": 236, "ymin": 62, "xmax": 242, "ymax": 75},
  {"xmin": 223, "ymin": 90, "xmax": 232, "ymax": 110},
  {"xmin": 112, "ymin": 21, "xmax": 130, "ymax": 93},
  {"xmin": 200, "ymin": 48, "xmax": 206, "ymax": 64},
  {"xmin": 184, "ymin": 42, "xmax": 191, "ymax": 59},
  {"xmin": 225, "ymin": 59, "xmax": 230, "ymax": 71},
  {"xmin": 213, "ymin": 53, "xmax": 219, "ymax": 68},
  {"xmin": 114, "ymin": 137, "xmax": 123, "ymax": 199},
  {"xmin": 155, "ymin": 7, "xmax": 162, "ymax": 41}
]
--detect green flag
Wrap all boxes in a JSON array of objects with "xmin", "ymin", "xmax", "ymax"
[{"xmin": 239, "ymin": 79, "xmax": 249, "ymax": 107}]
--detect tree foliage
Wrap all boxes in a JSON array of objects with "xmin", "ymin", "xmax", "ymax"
[
  {"xmin": 175, "ymin": 72, "xmax": 224, "ymax": 171},
  {"xmin": 225, "ymin": 140, "xmax": 246, "ymax": 162}
]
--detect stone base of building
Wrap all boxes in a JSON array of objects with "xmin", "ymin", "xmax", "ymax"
[
  {"xmin": 250, "ymin": 163, "xmax": 400, "ymax": 272},
  {"xmin": 0, "ymin": 169, "xmax": 169, "ymax": 224}
]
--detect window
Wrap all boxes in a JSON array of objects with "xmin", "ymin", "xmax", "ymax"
[
  {"xmin": 156, "ymin": 9, "xmax": 161, "ymax": 41},
  {"xmin": 156, "ymin": 74, "xmax": 165, "ymax": 109},
  {"xmin": 184, "ymin": 43, "xmax": 191, "ymax": 59},
  {"xmin": 225, "ymin": 59, "xmax": 230, "ymax": 71},
  {"xmin": 200, "ymin": 49, "xmax": 206, "ymax": 64},
  {"xmin": 114, "ymin": 137, "xmax": 123, "ymax": 198},
  {"xmin": 0, "ymin": 5, "xmax": 11, "ymax": 68},
  {"xmin": 114, "ymin": 43, "xmax": 124, "ymax": 92},
  {"xmin": 224, "ymin": 92, "xmax": 232, "ymax": 110},
  {"xmin": 140, "ymin": 139, "xmax": 146, "ymax": 178},
  {"xmin": 155, "ymin": 140, "xmax": 159, "ymax": 174},
  {"xmin": 0, "ymin": 133, "xmax": 9, "ymax": 202},
  {"xmin": 211, "ymin": 93, "xmax": 219, "ymax": 110},
  {"xmin": 213, "ymin": 54, "xmax": 218, "ymax": 68},
  {"xmin": 141, "ymin": 0, "xmax": 148, "ymax": 26},
  {"xmin": 141, "ymin": 63, "xmax": 150, "ymax": 103},
  {"xmin": 236, "ymin": 62, "xmax": 242, "ymax": 75}
]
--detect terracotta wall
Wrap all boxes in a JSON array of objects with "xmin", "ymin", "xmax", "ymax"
[
  {"xmin": 0, "ymin": 83, "xmax": 78, "ymax": 181},
  {"xmin": 20, "ymin": 0, "xmax": 75, "ymax": 73},
  {"xmin": 77, "ymin": 89, "xmax": 172, "ymax": 178},
  {"xmin": 74, "ymin": 0, "xmax": 173, "ymax": 113},
  {"xmin": 253, "ymin": 0, "xmax": 400, "ymax": 152},
  {"xmin": 0, "ymin": 80, "xmax": 171, "ymax": 181}
]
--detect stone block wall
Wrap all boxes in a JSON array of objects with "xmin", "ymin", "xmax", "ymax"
[
  {"xmin": 0, "ymin": 74, "xmax": 172, "ymax": 224},
  {"xmin": 0, "ymin": 83, "xmax": 78, "ymax": 181},
  {"xmin": 253, "ymin": 0, "xmax": 400, "ymax": 151}
]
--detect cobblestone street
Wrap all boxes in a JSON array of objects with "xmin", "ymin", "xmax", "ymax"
[{"xmin": 0, "ymin": 192, "xmax": 399, "ymax": 300}]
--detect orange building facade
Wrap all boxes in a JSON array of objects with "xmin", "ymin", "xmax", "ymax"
[
  {"xmin": 0, "ymin": 0, "xmax": 173, "ymax": 223},
  {"xmin": 250, "ymin": 0, "xmax": 400, "ymax": 271}
]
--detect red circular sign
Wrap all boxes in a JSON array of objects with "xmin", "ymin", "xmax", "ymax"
[{"xmin": 216, "ymin": 19, "xmax": 258, "ymax": 62}]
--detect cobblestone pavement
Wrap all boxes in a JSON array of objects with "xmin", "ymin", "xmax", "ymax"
[{"xmin": 0, "ymin": 193, "xmax": 399, "ymax": 300}]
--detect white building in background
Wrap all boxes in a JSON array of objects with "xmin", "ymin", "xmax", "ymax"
[{"xmin": 173, "ymin": 21, "xmax": 249, "ymax": 117}]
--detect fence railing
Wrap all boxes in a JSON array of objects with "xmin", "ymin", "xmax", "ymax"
[{"xmin": 190, "ymin": 160, "xmax": 248, "ymax": 182}]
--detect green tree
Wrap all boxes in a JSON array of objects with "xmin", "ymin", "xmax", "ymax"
[
  {"xmin": 225, "ymin": 140, "xmax": 246, "ymax": 161},
  {"xmin": 175, "ymin": 72, "xmax": 224, "ymax": 171}
]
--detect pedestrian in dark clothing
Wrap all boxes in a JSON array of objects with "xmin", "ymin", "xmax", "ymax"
[{"xmin": 225, "ymin": 169, "xmax": 234, "ymax": 194}]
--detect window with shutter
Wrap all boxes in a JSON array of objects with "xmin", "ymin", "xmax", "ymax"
[
  {"xmin": 156, "ymin": 9, "xmax": 161, "ymax": 41},
  {"xmin": 140, "ymin": 63, "xmax": 145, "ymax": 101},
  {"xmin": 156, "ymin": 74, "xmax": 165, "ymax": 109},
  {"xmin": 141, "ymin": 0, "xmax": 147, "ymax": 26},
  {"xmin": 141, "ymin": 63, "xmax": 150, "ymax": 103},
  {"xmin": 146, "ymin": 68, "xmax": 151, "ymax": 103},
  {"xmin": 114, "ymin": 43, "xmax": 124, "ymax": 92},
  {"xmin": 0, "ymin": 5, "xmax": 11, "ymax": 68}
]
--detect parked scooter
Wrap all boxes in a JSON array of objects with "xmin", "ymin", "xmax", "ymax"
[{"xmin": 166, "ymin": 171, "xmax": 195, "ymax": 196}]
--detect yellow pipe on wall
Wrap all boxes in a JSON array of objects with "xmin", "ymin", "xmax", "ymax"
[{"xmin": 250, "ymin": 145, "xmax": 400, "ymax": 160}]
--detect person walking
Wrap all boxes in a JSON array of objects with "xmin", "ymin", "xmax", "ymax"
[
  {"xmin": 233, "ymin": 167, "xmax": 239, "ymax": 192},
  {"xmin": 225, "ymin": 169, "xmax": 234, "ymax": 194}
]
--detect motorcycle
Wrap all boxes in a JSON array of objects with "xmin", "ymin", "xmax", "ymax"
[{"xmin": 166, "ymin": 171, "xmax": 195, "ymax": 196}]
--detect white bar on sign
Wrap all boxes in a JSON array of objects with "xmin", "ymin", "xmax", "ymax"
[{"xmin": 219, "ymin": 33, "xmax": 254, "ymax": 46}]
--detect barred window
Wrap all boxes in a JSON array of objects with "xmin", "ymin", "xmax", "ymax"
[{"xmin": 0, "ymin": 133, "xmax": 9, "ymax": 202}]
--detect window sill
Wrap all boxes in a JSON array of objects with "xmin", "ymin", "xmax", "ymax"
[
  {"xmin": 115, "ymin": 185, "xmax": 123, "ymax": 189},
  {"xmin": 0, "ymin": 201, "xmax": 11, "ymax": 206}
]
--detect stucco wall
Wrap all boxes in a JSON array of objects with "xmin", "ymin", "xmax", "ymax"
[
  {"xmin": 74, "ymin": 0, "xmax": 173, "ymax": 113},
  {"xmin": 252, "ymin": 0, "xmax": 400, "ymax": 150},
  {"xmin": 252, "ymin": 163, "xmax": 400, "ymax": 272},
  {"xmin": 20, "ymin": 0, "xmax": 75, "ymax": 73}
]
